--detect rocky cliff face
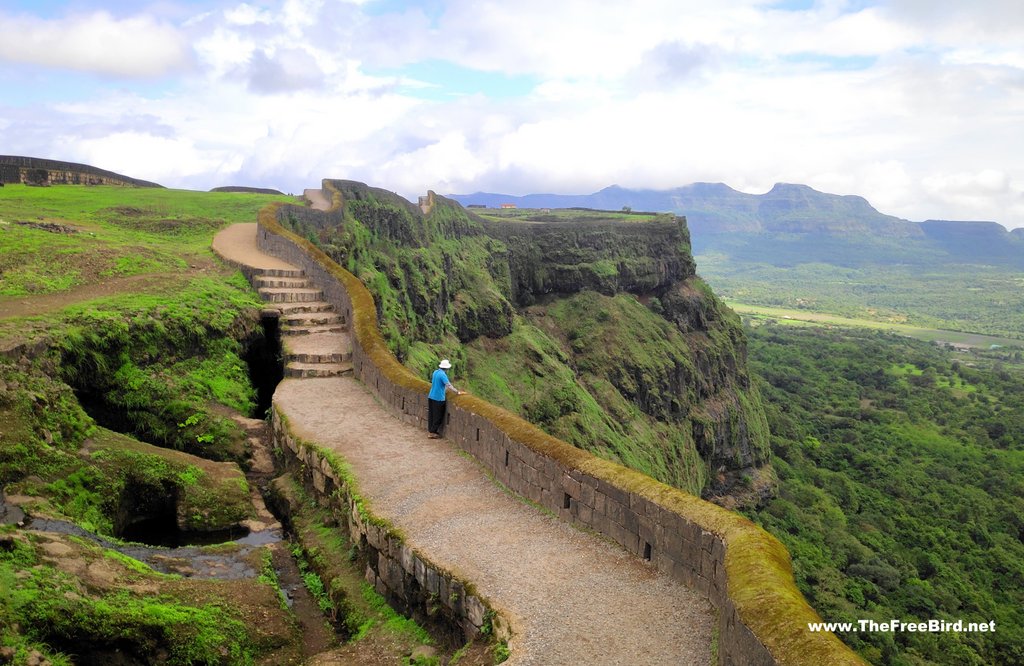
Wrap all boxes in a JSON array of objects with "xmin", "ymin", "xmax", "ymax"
[
  {"xmin": 480, "ymin": 216, "xmax": 694, "ymax": 303},
  {"xmin": 284, "ymin": 181, "xmax": 771, "ymax": 501}
]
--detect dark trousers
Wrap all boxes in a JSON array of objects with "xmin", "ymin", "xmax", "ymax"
[{"xmin": 428, "ymin": 398, "xmax": 447, "ymax": 434}]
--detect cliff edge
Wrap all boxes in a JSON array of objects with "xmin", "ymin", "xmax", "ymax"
[{"xmin": 280, "ymin": 181, "xmax": 771, "ymax": 502}]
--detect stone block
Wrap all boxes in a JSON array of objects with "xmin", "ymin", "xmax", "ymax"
[
  {"xmin": 450, "ymin": 580, "xmax": 465, "ymax": 616},
  {"xmin": 561, "ymin": 473, "xmax": 582, "ymax": 500},
  {"xmin": 465, "ymin": 595, "xmax": 487, "ymax": 627},
  {"xmin": 425, "ymin": 568, "xmax": 440, "ymax": 596},
  {"xmin": 679, "ymin": 519, "xmax": 699, "ymax": 544},
  {"xmin": 366, "ymin": 524, "xmax": 383, "ymax": 551},
  {"xmin": 596, "ymin": 478, "xmax": 628, "ymax": 505},
  {"xmin": 579, "ymin": 479, "xmax": 595, "ymax": 507},
  {"xmin": 694, "ymin": 573, "xmax": 710, "ymax": 597},
  {"xmin": 701, "ymin": 529, "xmax": 715, "ymax": 553},
  {"xmin": 622, "ymin": 506, "xmax": 640, "ymax": 534},
  {"xmin": 593, "ymin": 492, "xmax": 606, "ymax": 516},
  {"xmin": 701, "ymin": 549, "xmax": 714, "ymax": 579},
  {"xmin": 712, "ymin": 536, "xmax": 725, "ymax": 563},
  {"xmin": 439, "ymin": 576, "xmax": 453, "ymax": 610},
  {"xmin": 384, "ymin": 556, "xmax": 403, "ymax": 591},
  {"xmin": 544, "ymin": 459, "xmax": 562, "ymax": 484},
  {"xmin": 414, "ymin": 557, "xmax": 427, "ymax": 586},
  {"xmin": 400, "ymin": 545, "xmax": 415, "ymax": 574},
  {"xmin": 653, "ymin": 551, "xmax": 676, "ymax": 576},
  {"xmin": 680, "ymin": 536, "xmax": 699, "ymax": 565},
  {"xmin": 611, "ymin": 522, "xmax": 640, "ymax": 554},
  {"xmin": 460, "ymin": 618, "xmax": 479, "ymax": 642},
  {"xmin": 606, "ymin": 498, "xmax": 625, "ymax": 526},
  {"xmin": 577, "ymin": 502, "xmax": 593, "ymax": 527},
  {"xmin": 639, "ymin": 517, "xmax": 657, "ymax": 547},
  {"xmin": 664, "ymin": 534, "xmax": 685, "ymax": 560}
]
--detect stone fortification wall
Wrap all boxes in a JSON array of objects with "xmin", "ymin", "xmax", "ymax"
[
  {"xmin": 0, "ymin": 156, "xmax": 162, "ymax": 187},
  {"xmin": 256, "ymin": 182, "xmax": 867, "ymax": 666},
  {"xmin": 270, "ymin": 411, "xmax": 504, "ymax": 647}
]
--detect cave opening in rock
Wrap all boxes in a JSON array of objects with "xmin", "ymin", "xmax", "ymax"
[{"xmin": 245, "ymin": 311, "xmax": 284, "ymax": 419}]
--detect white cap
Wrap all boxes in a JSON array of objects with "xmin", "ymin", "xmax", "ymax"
[{"xmin": 439, "ymin": 359, "xmax": 452, "ymax": 369}]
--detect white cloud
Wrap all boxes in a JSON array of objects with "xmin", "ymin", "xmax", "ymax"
[
  {"xmin": 0, "ymin": 11, "xmax": 188, "ymax": 77},
  {"xmin": 4, "ymin": 1, "xmax": 1024, "ymax": 229},
  {"xmin": 224, "ymin": 4, "xmax": 274, "ymax": 26},
  {"xmin": 921, "ymin": 169, "xmax": 1016, "ymax": 219}
]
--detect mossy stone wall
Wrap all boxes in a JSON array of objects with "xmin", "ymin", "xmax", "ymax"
[
  {"xmin": 270, "ymin": 407, "xmax": 504, "ymax": 646},
  {"xmin": 256, "ymin": 184, "xmax": 866, "ymax": 666}
]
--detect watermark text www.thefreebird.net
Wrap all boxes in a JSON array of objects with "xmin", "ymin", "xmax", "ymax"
[{"xmin": 809, "ymin": 619, "xmax": 996, "ymax": 634}]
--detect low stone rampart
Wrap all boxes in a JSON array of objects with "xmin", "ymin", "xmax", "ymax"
[
  {"xmin": 256, "ymin": 182, "xmax": 867, "ymax": 666},
  {"xmin": 0, "ymin": 156, "xmax": 162, "ymax": 187},
  {"xmin": 270, "ymin": 408, "xmax": 506, "ymax": 647}
]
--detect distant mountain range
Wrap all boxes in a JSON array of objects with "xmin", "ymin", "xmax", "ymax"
[{"xmin": 451, "ymin": 183, "xmax": 1024, "ymax": 268}]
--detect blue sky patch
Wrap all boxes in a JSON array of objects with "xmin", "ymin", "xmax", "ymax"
[
  {"xmin": 782, "ymin": 53, "xmax": 877, "ymax": 71},
  {"xmin": 364, "ymin": 0, "xmax": 445, "ymax": 25},
  {"xmin": 376, "ymin": 59, "xmax": 539, "ymax": 100}
]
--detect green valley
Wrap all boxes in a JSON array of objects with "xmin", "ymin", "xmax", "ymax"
[{"xmin": 744, "ymin": 324, "xmax": 1023, "ymax": 665}]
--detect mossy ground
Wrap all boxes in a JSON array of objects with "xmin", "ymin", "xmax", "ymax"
[
  {"xmin": 0, "ymin": 527, "xmax": 299, "ymax": 665},
  {"xmin": 0, "ymin": 184, "xmax": 300, "ymax": 663}
]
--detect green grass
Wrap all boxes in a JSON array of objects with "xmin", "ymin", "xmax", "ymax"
[
  {"xmin": 698, "ymin": 252, "xmax": 1024, "ymax": 341},
  {"xmin": 0, "ymin": 184, "xmax": 293, "ymax": 298},
  {"xmin": 728, "ymin": 301, "xmax": 1024, "ymax": 349}
]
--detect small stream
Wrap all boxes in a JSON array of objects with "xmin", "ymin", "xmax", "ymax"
[{"xmin": 26, "ymin": 516, "xmax": 280, "ymax": 580}]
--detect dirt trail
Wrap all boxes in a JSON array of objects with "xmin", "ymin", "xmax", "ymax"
[
  {"xmin": 216, "ymin": 223, "xmax": 714, "ymax": 666},
  {"xmin": 0, "ymin": 270, "xmax": 210, "ymax": 321}
]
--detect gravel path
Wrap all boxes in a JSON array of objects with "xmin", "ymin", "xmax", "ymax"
[
  {"xmin": 212, "ymin": 222, "xmax": 297, "ymax": 270},
  {"xmin": 275, "ymin": 378, "xmax": 713, "ymax": 665},
  {"xmin": 216, "ymin": 223, "xmax": 715, "ymax": 665}
]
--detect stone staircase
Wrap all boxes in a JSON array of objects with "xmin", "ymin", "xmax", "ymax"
[{"xmin": 252, "ymin": 270, "xmax": 353, "ymax": 379}]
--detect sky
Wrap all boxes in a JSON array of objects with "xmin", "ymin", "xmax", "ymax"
[{"xmin": 2, "ymin": 1, "xmax": 1023, "ymax": 229}]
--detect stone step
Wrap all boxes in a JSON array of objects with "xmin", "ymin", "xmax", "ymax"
[
  {"xmin": 281, "ymin": 323, "xmax": 348, "ymax": 336},
  {"xmin": 284, "ymin": 361, "xmax": 354, "ymax": 378},
  {"xmin": 274, "ymin": 301, "xmax": 336, "ymax": 315},
  {"xmin": 258, "ymin": 287, "xmax": 324, "ymax": 303},
  {"xmin": 282, "ymin": 331, "xmax": 351, "ymax": 360},
  {"xmin": 254, "ymin": 276, "xmax": 312, "ymax": 289},
  {"xmin": 254, "ymin": 267, "xmax": 305, "ymax": 278},
  {"xmin": 284, "ymin": 351, "xmax": 353, "ymax": 364},
  {"xmin": 280, "ymin": 311, "xmax": 346, "ymax": 327}
]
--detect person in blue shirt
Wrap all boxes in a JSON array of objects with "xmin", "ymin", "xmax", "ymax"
[{"xmin": 428, "ymin": 359, "xmax": 462, "ymax": 439}]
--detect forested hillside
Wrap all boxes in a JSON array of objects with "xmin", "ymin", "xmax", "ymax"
[{"xmin": 746, "ymin": 325, "xmax": 1023, "ymax": 665}]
